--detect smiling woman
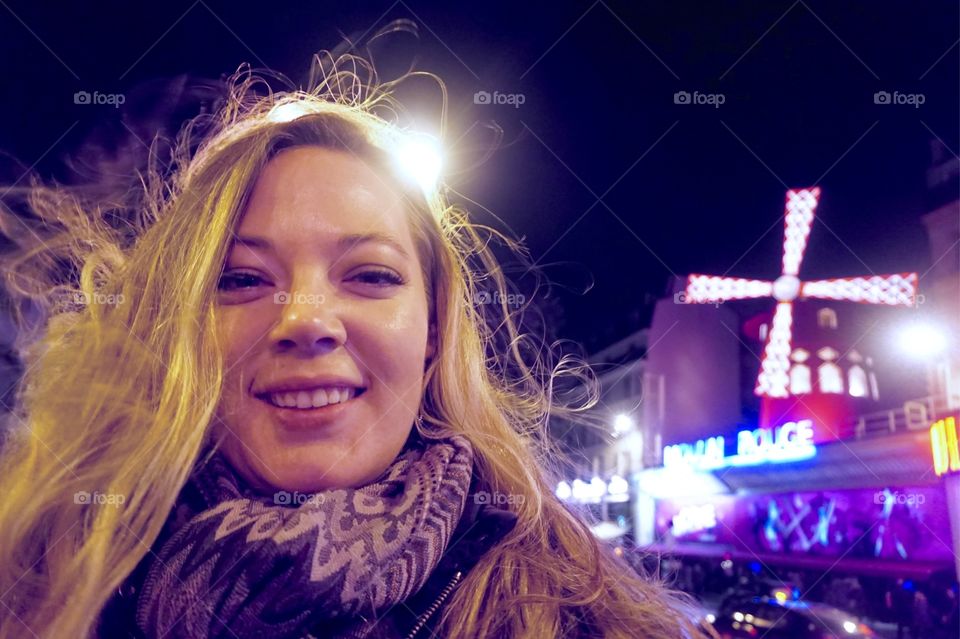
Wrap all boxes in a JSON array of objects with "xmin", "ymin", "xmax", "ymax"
[
  {"xmin": 0, "ymin": 51, "xmax": 707, "ymax": 639},
  {"xmin": 215, "ymin": 146, "xmax": 436, "ymax": 494}
]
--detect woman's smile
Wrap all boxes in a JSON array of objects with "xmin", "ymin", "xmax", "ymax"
[
  {"xmin": 254, "ymin": 386, "xmax": 370, "ymax": 431},
  {"xmin": 260, "ymin": 385, "xmax": 363, "ymax": 409}
]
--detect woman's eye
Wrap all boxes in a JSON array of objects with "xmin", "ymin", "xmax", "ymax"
[
  {"xmin": 218, "ymin": 271, "xmax": 266, "ymax": 291},
  {"xmin": 352, "ymin": 269, "xmax": 404, "ymax": 287}
]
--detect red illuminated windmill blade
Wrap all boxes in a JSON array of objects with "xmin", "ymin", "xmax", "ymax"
[{"xmin": 681, "ymin": 187, "xmax": 919, "ymax": 398}]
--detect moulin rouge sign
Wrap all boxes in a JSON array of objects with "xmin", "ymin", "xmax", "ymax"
[{"xmin": 663, "ymin": 420, "xmax": 817, "ymax": 471}]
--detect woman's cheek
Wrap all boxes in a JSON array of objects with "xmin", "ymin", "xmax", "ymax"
[
  {"xmin": 220, "ymin": 307, "xmax": 270, "ymax": 364},
  {"xmin": 376, "ymin": 312, "xmax": 430, "ymax": 370}
]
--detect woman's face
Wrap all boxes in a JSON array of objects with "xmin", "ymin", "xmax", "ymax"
[{"xmin": 214, "ymin": 145, "xmax": 435, "ymax": 494}]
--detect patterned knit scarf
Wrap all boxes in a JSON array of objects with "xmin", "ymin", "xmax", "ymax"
[{"xmin": 135, "ymin": 433, "xmax": 474, "ymax": 639}]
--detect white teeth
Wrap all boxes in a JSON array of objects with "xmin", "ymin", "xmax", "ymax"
[
  {"xmin": 267, "ymin": 386, "xmax": 357, "ymax": 409},
  {"xmin": 296, "ymin": 391, "xmax": 312, "ymax": 409}
]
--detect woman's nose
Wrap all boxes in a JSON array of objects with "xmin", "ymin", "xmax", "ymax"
[{"xmin": 270, "ymin": 286, "xmax": 347, "ymax": 355}]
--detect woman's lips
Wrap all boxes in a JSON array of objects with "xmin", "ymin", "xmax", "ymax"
[{"xmin": 255, "ymin": 387, "xmax": 367, "ymax": 430}]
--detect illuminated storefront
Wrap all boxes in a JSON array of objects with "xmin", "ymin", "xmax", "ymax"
[{"xmin": 632, "ymin": 418, "xmax": 957, "ymax": 580}]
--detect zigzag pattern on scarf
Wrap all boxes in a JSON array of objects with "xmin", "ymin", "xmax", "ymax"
[{"xmin": 135, "ymin": 434, "xmax": 474, "ymax": 639}]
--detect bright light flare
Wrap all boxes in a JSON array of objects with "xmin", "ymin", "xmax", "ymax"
[
  {"xmin": 393, "ymin": 134, "xmax": 442, "ymax": 194},
  {"xmin": 607, "ymin": 475, "xmax": 629, "ymax": 496},
  {"xmin": 267, "ymin": 100, "xmax": 314, "ymax": 123},
  {"xmin": 613, "ymin": 413, "xmax": 634, "ymax": 436},
  {"xmin": 898, "ymin": 322, "xmax": 949, "ymax": 359}
]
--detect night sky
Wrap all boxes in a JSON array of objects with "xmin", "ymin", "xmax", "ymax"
[{"xmin": 1, "ymin": 1, "xmax": 956, "ymax": 353}]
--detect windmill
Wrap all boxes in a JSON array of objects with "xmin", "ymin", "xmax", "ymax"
[{"xmin": 680, "ymin": 187, "xmax": 918, "ymax": 399}]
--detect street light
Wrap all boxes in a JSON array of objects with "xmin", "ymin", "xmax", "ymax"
[
  {"xmin": 613, "ymin": 413, "xmax": 634, "ymax": 436},
  {"xmin": 264, "ymin": 98, "xmax": 444, "ymax": 196},
  {"xmin": 393, "ymin": 133, "xmax": 442, "ymax": 194},
  {"xmin": 897, "ymin": 321, "xmax": 950, "ymax": 359}
]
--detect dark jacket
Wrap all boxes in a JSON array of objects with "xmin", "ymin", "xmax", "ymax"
[{"xmin": 97, "ymin": 481, "xmax": 518, "ymax": 639}]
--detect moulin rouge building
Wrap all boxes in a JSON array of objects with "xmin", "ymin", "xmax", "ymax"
[{"xmin": 557, "ymin": 173, "xmax": 959, "ymax": 585}]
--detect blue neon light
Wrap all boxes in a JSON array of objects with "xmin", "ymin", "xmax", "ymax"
[{"xmin": 663, "ymin": 420, "xmax": 817, "ymax": 470}]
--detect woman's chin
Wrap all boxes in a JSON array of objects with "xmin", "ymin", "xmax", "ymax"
[
  {"xmin": 253, "ymin": 457, "xmax": 386, "ymax": 494},
  {"xmin": 219, "ymin": 426, "xmax": 413, "ymax": 495}
]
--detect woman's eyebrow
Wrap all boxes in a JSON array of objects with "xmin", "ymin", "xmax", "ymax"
[
  {"xmin": 230, "ymin": 232, "xmax": 411, "ymax": 259},
  {"xmin": 336, "ymin": 232, "xmax": 411, "ymax": 259}
]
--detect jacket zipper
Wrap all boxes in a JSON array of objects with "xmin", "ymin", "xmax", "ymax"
[{"xmin": 403, "ymin": 570, "xmax": 463, "ymax": 639}]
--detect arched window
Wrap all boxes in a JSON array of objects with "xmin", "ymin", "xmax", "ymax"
[
  {"xmin": 816, "ymin": 347, "xmax": 843, "ymax": 393},
  {"xmin": 789, "ymin": 349, "xmax": 811, "ymax": 394},
  {"xmin": 818, "ymin": 308, "xmax": 838, "ymax": 330},
  {"xmin": 790, "ymin": 364, "xmax": 812, "ymax": 394},
  {"xmin": 819, "ymin": 363, "xmax": 844, "ymax": 394},
  {"xmin": 848, "ymin": 365, "xmax": 868, "ymax": 397}
]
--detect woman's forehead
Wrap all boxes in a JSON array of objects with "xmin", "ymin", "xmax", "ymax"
[{"xmin": 236, "ymin": 146, "xmax": 417, "ymax": 250}]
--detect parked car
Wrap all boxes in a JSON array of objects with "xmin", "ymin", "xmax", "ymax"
[{"xmin": 708, "ymin": 595, "xmax": 877, "ymax": 638}]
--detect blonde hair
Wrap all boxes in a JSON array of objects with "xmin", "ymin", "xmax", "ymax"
[{"xmin": 0, "ymin": 51, "xmax": 706, "ymax": 638}]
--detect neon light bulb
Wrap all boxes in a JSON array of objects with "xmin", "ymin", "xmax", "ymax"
[
  {"xmin": 948, "ymin": 417, "xmax": 960, "ymax": 473},
  {"xmin": 931, "ymin": 420, "xmax": 948, "ymax": 476},
  {"xmin": 782, "ymin": 187, "xmax": 820, "ymax": 276},
  {"xmin": 755, "ymin": 303, "xmax": 794, "ymax": 397},
  {"xmin": 802, "ymin": 274, "xmax": 918, "ymax": 305},
  {"xmin": 930, "ymin": 417, "xmax": 960, "ymax": 476}
]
